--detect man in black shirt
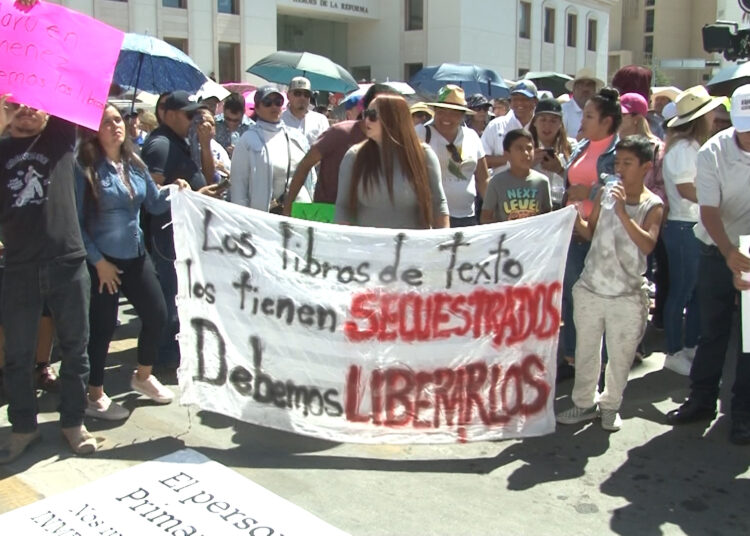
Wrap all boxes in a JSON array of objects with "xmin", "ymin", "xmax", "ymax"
[
  {"xmin": 141, "ymin": 91, "xmax": 219, "ymax": 369},
  {"xmin": 0, "ymin": 94, "xmax": 97, "ymax": 462}
]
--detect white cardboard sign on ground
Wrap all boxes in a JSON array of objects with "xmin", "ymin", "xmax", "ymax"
[
  {"xmin": 740, "ymin": 235, "xmax": 750, "ymax": 353},
  {"xmin": 0, "ymin": 449, "xmax": 348, "ymax": 535}
]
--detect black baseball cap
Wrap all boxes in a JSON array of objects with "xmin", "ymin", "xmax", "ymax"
[
  {"xmin": 254, "ymin": 85, "xmax": 284, "ymax": 106},
  {"xmin": 466, "ymin": 94, "xmax": 491, "ymax": 110},
  {"xmin": 534, "ymin": 98, "xmax": 562, "ymax": 117},
  {"xmin": 162, "ymin": 90, "xmax": 206, "ymax": 113}
]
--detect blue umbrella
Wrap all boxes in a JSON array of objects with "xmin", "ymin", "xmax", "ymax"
[
  {"xmin": 114, "ymin": 33, "xmax": 208, "ymax": 96},
  {"xmin": 247, "ymin": 50, "xmax": 358, "ymax": 93},
  {"xmin": 409, "ymin": 63, "xmax": 510, "ymax": 99}
]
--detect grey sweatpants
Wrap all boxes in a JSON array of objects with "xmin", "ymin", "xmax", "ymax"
[{"xmin": 571, "ymin": 283, "xmax": 649, "ymax": 411}]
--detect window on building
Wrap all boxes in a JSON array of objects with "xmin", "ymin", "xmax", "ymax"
[
  {"xmin": 587, "ymin": 18, "xmax": 597, "ymax": 51},
  {"xmin": 644, "ymin": 35, "xmax": 653, "ymax": 54},
  {"xmin": 218, "ymin": 0, "xmax": 238, "ymax": 14},
  {"xmin": 517, "ymin": 68, "xmax": 529, "ymax": 78},
  {"xmin": 644, "ymin": 9, "xmax": 654, "ymax": 33},
  {"xmin": 519, "ymin": 1, "xmax": 531, "ymax": 39},
  {"xmin": 405, "ymin": 0, "xmax": 423, "ymax": 31},
  {"xmin": 567, "ymin": 13, "xmax": 577, "ymax": 47},
  {"xmin": 544, "ymin": 8, "xmax": 555, "ymax": 43},
  {"xmin": 162, "ymin": 0, "xmax": 186, "ymax": 8},
  {"xmin": 218, "ymin": 42, "xmax": 239, "ymax": 83},
  {"xmin": 164, "ymin": 37, "xmax": 187, "ymax": 53},
  {"xmin": 405, "ymin": 62, "xmax": 423, "ymax": 81},
  {"xmin": 645, "ymin": 0, "xmax": 655, "ymax": 6},
  {"xmin": 351, "ymin": 66, "xmax": 371, "ymax": 82}
]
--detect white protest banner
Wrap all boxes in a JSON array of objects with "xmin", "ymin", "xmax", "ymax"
[
  {"xmin": 0, "ymin": 449, "xmax": 349, "ymax": 535},
  {"xmin": 171, "ymin": 190, "xmax": 576, "ymax": 443},
  {"xmin": 740, "ymin": 235, "xmax": 750, "ymax": 353}
]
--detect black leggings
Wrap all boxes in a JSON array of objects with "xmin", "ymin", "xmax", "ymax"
[{"xmin": 87, "ymin": 254, "xmax": 167, "ymax": 387}]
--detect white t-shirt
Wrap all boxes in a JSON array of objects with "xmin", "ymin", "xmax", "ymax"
[
  {"xmin": 694, "ymin": 128, "xmax": 750, "ymax": 247},
  {"xmin": 210, "ymin": 139, "xmax": 231, "ymax": 170},
  {"xmin": 281, "ymin": 108, "xmax": 330, "ymax": 146},
  {"xmin": 480, "ymin": 111, "xmax": 525, "ymax": 174},
  {"xmin": 663, "ymin": 138, "xmax": 700, "ymax": 222},
  {"xmin": 561, "ymin": 99, "xmax": 583, "ymax": 139},
  {"xmin": 416, "ymin": 123, "xmax": 485, "ymax": 218}
]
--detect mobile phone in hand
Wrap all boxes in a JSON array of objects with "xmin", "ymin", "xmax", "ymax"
[{"xmin": 215, "ymin": 177, "xmax": 231, "ymax": 191}]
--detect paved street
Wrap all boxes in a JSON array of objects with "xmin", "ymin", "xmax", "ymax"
[{"xmin": 1, "ymin": 307, "xmax": 748, "ymax": 536}]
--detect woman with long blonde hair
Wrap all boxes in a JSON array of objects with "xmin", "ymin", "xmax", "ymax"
[{"xmin": 335, "ymin": 94, "xmax": 449, "ymax": 229}]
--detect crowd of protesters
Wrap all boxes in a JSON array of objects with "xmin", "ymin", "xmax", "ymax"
[{"xmin": 2, "ymin": 49, "xmax": 750, "ymax": 465}]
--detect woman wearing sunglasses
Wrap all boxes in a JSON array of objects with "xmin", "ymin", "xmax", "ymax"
[
  {"xmin": 230, "ymin": 86, "xmax": 313, "ymax": 213},
  {"xmin": 335, "ymin": 94, "xmax": 449, "ymax": 229}
]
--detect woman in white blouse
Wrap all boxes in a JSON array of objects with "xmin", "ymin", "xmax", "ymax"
[{"xmin": 661, "ymin": 86, "xmax": 723, "ymax": 375}]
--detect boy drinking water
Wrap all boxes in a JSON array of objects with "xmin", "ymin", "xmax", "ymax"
[
  {"xmin": 480, "ymin": 129, "xmax": 551, "ymax": 223},
  {"xmin": 556, "ymin": 135, "xmax": 664, "ymax": 431}
]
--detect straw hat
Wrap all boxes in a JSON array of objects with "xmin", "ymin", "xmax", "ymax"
[
  {"xmin": 429, "ymin": 85, "xmax": 475, "ymax": 114},
  {"xmin": 410, "ymin": 102, "xmax": 434, "ymax": 118},
  {"xmin": 565, "ymin": 68, "xmax": 605, "ymax": 92},
  {"xmin": 667, "ymin": 85, "xmax": 724, "ymax": 128}
]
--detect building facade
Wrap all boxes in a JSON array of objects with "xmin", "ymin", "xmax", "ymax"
[
  {"xmin": 50, "ymin": 0, "xmax": 614, "ymax": 88},
  {"xmin": 609, "ymin": 0, "xmax": 746, "ymax": 88}
]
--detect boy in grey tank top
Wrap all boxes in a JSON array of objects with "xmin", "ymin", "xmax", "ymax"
[{"xmin": 557, "ymin": 136, "xmax": 664, "ymax": 431}]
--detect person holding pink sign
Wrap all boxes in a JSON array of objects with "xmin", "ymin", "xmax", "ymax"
[{"xmin": 0, "ymin": 90, "xmax": 98, "ymax": 462}]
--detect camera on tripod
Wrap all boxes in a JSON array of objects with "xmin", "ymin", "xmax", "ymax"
[{"xmin": 702, "ymin": 1, "xmax": 750, "ymax": 60}]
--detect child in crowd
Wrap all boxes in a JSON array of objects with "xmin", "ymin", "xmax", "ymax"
[
  {"xmin": 556, "ymin": 135, "xmax": 663, "ymax": 431},
  {"xmin": 480, "ymin": 128, "xmax": 551, "ymax": 223}
]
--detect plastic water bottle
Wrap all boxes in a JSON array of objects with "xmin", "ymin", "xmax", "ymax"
[
  {"xmin": 600, "ymin": 173, "xmax": 621, "ymax": 209},
  {"xmin": 230, "ymin": 130, "xmax": 240, "ymax": 147}
]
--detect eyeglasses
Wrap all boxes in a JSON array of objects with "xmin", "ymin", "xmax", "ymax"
[
  {"xmin": 446, "ymin": 143, "xmax": 462, "ymax": 163},
  {"xmin": 223, "ymin": 114, "xmax": 241, "ymax": 124},
  {"xmin": 291, "ymin": 90, "xmax": 310, "ymax": 98},
  {"xmin": 260, "ymin": 96, "xmax": 284, "ymax": 108},
  {"xmin": 364, "ymin": 108, "xmax": 378, "ymax": 122}
]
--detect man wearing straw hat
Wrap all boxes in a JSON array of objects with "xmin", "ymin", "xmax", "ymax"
[
  {"xmin": 562, "ymin": 68, "xmax": 605, "ymax": 140},
  {"xmin": 666, "ymin": 84, "xmax": 750, "ymax": 445},
  {"xmin": 416, "ymin": 85, "xmax": 489, "ymax": 227}
]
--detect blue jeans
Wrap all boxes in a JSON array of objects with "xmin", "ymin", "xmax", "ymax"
[
  {"xmin": 689, "ymin": 245, "xmax": 750, "ymax": 418},
  {"xmin": 561, "ymin": 239, "xmax": 590, "ymax": 358},
  {"xmin": 2, "ymin": 258, "xmax": 90, "ymax": 432},
  {"xmin": 662, "ymin": 220, "xmax": 700, "ymax": 354},
  {"xmin": 151, "ymin": 227, "xmax": 181, "ymax": 368}
]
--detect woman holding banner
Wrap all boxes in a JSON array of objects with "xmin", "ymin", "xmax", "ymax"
[
  {"xmin": 335, "ymin": 94, "xmax": 450, "ymax": 229},
  {"xmin": 76, "ymin": 104, "xmax": 187, "ymax": 420}
]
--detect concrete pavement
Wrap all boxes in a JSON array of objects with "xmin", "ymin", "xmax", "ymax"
[{"xmin": 1, "ymin": 309, "xmax": 748, "ymax": 536}]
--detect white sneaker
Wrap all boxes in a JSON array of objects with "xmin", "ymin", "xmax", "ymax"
[
  {"xmin": 556, "ymin": 404, "xmax": 598, "ymax": 424},
  {"xmin": 683, "ymin": 346, "xmax": 697, "ymax": 361},
  {"xmin": 85, "ymin": 393, "xmax": 130, "ymax": 421},
  {"xmin": 131, "ymin": 373, "xmax": 174, "ymax": 404},
  {"xmin": 664, "ymin": 350, "xmax": 692, "ymax": 376},
  {"xmin": 600, "ymin": 409, "xmax": 622, "ymax": 431}
]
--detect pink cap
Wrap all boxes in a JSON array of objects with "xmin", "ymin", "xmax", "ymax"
[{"xmin": 620, "ymin": 92, "xmax": 648, "ymax": 116}]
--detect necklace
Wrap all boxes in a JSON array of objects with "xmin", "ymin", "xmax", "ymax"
[{"xmin": 20, "ymin": 133, "xmax": 42, "ymax": 160}]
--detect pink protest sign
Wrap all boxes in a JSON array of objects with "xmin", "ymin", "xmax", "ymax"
[{"xmin": 0, "ymin": 0, "xmax": 124, "ymax": 130}]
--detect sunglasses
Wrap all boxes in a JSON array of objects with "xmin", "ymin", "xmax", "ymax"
[
  {"xmin": 260, "ymin": 96, "xmax": 284, "ymax": 108},
  {"xmin": 446, "ymin": 143, "xmax": 462, "ymax": 163},
  {"xmin": 364, "ymin": 108, "xmax": 378, "ymax": 122},
  {"xmin": 291, "ymin": 90, "xmax": 310, "ymax": 98}
]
